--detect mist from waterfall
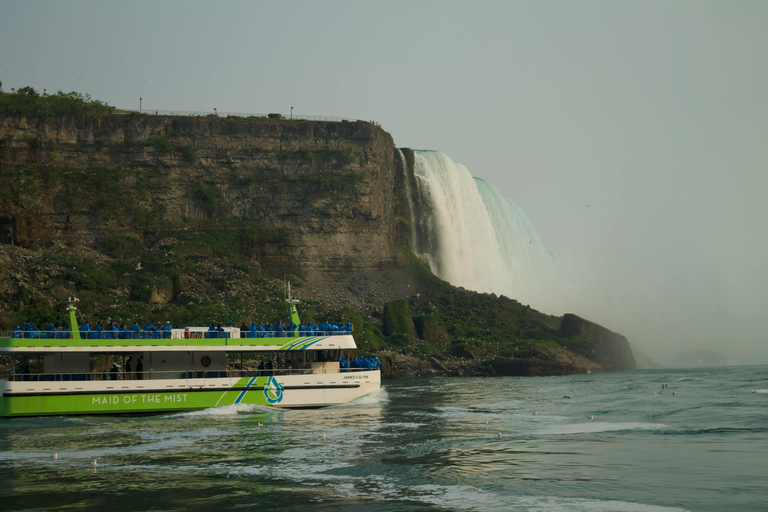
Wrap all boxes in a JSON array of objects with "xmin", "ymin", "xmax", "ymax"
[
  {"xmin": 408, "ymin": 150, "xmax": 572, "ymax": 311},
  {"xmin": 405, "ymin": 149, "xmax": 768, "ymax": 365}
]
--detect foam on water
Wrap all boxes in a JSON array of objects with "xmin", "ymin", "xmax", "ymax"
[
  {"xmin": 333, "ymin": 387, "xmax": 389, "ymax": 407},
  {"xmin": 751, "ymin": 389, "xmax": 768, "ymax": 394},
  {"xmin": 513, "ymin": 497, "xmax": 690, "ymax": 512},
  {"xmin": 537, "ymin": 422, "xmax": 668, "ymax": 435},
  {"xmin": 173, "ymin": 402, "xmax": 260, "ymax": 417}
]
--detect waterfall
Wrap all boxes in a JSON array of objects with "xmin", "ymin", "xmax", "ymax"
[{"xmin": 408, "ymin": 150, "xmax": 564, "ymax": 308}]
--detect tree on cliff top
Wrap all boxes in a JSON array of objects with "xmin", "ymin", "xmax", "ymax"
[{"xmin": 0, "ymin": 86, "xmax": 111, "ymax": 116}]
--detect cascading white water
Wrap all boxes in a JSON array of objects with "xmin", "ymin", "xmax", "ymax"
[{"xmin": 409, "ymin": 150, "xmax": 565, "ymax": 308}]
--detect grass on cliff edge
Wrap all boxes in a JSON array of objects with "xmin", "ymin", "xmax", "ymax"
[{"xmin": 0, "ymin": 86, "xmax": 112, "ymax": 116}]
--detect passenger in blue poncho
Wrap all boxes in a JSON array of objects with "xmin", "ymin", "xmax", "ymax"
[
  {"xmin": 161, "ymin": 321, "xmax": 173, "ymax": 339},
  {"xmin": 80, "ymin": 322, "xmax": 91, "ymax": 339},
  {"xmin": 92, "ymin": 321, "xmax": 104, "ymax": 340},
  {"xmin": 12, "ymin": 326, "xmax": 22, "ymax": 339},
  {"xmin": 128, "ymin": 322, "xmax": 141, "ymax": 339},
  {"xmin": 46, "ymin": 324, "xmax": 57, "ymax": 339},
  {"xmin": 248, "ymin": 321, "xmax": 257, "ymax": 339},
  {"xmin": 143, "ymin": 322, "xmax": 156, "ymax": 340},
  {"xmin": 105, "ymin": 321, "xmax": 120, "ymax": 340},
  {"xmin": 207, "ymin": 324, "xmax": 217, "ymax": 339}
]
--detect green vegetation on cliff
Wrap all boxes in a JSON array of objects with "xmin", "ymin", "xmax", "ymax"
[{"xmin": 0, "ymin": 86, "xmax": 112, "ymax": 116}]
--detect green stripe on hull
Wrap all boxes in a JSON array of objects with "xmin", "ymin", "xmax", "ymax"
[{"xmin": 1, "ymin": 377, "xmax": 273, "ymax": 417}]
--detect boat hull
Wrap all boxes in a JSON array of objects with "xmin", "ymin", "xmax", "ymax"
[{"xmin": 0, "ymin": 370, "xmax": 380, "ymax": 417}]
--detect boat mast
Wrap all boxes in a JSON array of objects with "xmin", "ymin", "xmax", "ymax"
[
  {"xmin": 68, "ymin": 297, "xmax": 82, "ymax": 341},
  {"xmin": 285, "ymin": 281, "xmax": 301, "ymax": 335}
]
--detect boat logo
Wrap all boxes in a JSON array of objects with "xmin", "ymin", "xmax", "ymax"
[{"xmin": 264, "ymin": 375, "xmax": 284, "ymax": 404}]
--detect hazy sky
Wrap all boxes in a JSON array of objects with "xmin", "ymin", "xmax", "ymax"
[{"xmin": 2, "ymin": 1, "xmax": 767, "ymax": 362}]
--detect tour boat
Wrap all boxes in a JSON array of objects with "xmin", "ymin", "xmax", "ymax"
[{"xmin": 0, "ymin": 297, "xmax": 381, "ymax": 417}]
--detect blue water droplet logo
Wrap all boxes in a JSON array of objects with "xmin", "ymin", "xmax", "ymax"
[{"xmin": 264, "ymin": 375, "xmax": 284, "ymax": 404}]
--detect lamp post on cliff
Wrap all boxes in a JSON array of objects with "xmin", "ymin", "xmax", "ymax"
[
  {"xmin": 214, "ymin": 108, "xmax": 217, "ymax": 117},
  {"xmin": 140, "ymin": 98, "xmax": 142, "ymax": 113},
  {"xmin": 291, "ymin": 106, "xmax": 293, "ymax": 119}
]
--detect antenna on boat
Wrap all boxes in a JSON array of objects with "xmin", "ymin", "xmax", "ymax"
[
  {"xmin": 285, "ymin": 280, "xmax": 300, "ymax": 305},
  {"xmin": 285, "ymin": 279, "xmax": 301, "ymax": 332},
  {"xmin": 67, "ymin": 297, "xmax": 82, "ymax": 340}
]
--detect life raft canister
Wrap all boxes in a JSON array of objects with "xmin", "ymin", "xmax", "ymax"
[{"xmin": 200, "ymin": 355, "xmax": 212, "ymax": 367}]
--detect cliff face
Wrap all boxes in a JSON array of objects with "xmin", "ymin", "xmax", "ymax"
[
  {"xmin": 559, "ymin": 314, "xmax": 637, "ymax": 371},
  {"xmin": 0, "ymin": 113, "xmax": 637, "ymax": 377},
  {"xmin": 0, "ymin": 114, "xmax": 403, "ymax": 279}
]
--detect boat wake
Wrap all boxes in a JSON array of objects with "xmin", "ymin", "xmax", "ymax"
[
  {"xmin": 537, "ymin": 422, "xmax": 667, "ymax": 435},
  {"xmin": 334, "ymin": 387, "xmax": 389, "ymax": 407},
  {"xmin": 175, "ymin": 403, "xmax": 260, "ymax": 418}
]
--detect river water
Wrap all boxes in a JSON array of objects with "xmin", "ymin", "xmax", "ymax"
[{"xmin": 1, "ymin": 365, "xmax": 766, "ymax": 511}]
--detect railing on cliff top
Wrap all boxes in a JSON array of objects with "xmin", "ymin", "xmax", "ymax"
[{"xmin": 120, "ymin": 108, "xmax": 366, "ymax": 123}]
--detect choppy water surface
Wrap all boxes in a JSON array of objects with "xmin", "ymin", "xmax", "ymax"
[{"xmin": 1, "ymin": 365, "xmax": 767, "ymax": 511}]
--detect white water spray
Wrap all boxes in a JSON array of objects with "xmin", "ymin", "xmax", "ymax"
[{"xmin": 409, "ymin": 150, "xmax": 570, "ymax": 310}]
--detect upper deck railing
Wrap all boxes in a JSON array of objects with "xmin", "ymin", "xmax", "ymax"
[{"xmin": 1, "ymin": 328, "xmax": 351, "ymax": 340}]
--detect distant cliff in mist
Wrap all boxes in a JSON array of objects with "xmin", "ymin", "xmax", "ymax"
[{"xmin": 0, "ymin": 112, "xmax": 635, "ymax": 377}]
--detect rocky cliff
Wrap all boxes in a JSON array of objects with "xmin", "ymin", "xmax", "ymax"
[
  {"xmin": 0, "ymin": 114, "xmax": 404, "ymax": 279},
  {"xmin": 0, "ymin": 112, "xmax": 636, "ymax": 376},
  {"xmin": 559, "ymin": 314, "xmax": 637, "ymax": 371}
]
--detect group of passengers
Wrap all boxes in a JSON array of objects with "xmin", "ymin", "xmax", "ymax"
[
  {"xmin": 108, "ymin": 355, "xmax": 144, "ymax": 380},
  {"xmin": 12, "ymin": 321, "xmax": 70, "ymax": 339},
  {"xmin": 11, "ymin": 320, "xmax": 174, "ymax": 340},
  {"xmin": 13, "ymin": 318, "xmax": 354, "ymax": 340},
  {"xmin": 238, "ymin": 321, "xmax": 353, "ymax": 338},
  {"xmin": 340, "ymin": 355, "xmax": 382, "ymax": 371}
]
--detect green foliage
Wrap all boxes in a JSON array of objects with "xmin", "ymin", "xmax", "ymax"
[
  {"xmin": 0, "ymin": 88, "xmax": 112, "ymax": 116},
  {"xmin": 340, "ymin": 306, "xmax": 385, "ymax": 352},
  {"xmin": 382, "ymin": 299, "xmax": 412, "ymax": 336},
  {"xmin": 57, "ymin": 254, "xmax": 114, "ymax": 291},
  {"xmin": 102, "ymin": 233, "xmax": 144, "ymax": 259},
  {"xmin": 384, "ymin": 333, "xmax": 410, "ymax": 347},
  {"xmin": 299, "ymin": 308, "xmax": 316, "ymax": 325},
  {"xmin": 192, "ymin": 183, "xmax": 223, "ymax": 215},
  {"xmin": 412, "ymin": 314, "xmax": 440, "ymax": 340},
  {"xmin": 147, "ymin": 134, "xmax": 170, "ymax": 154},
  {"xmin": 187, "ymin": 229, "xmax": 239, "ymax": 260},
  {"xmin": 360, "ymin": 322, "xmax": 386, "ymax": 351},
  {"xmin": 9, "ymin": 295, "xmax": 67, "ymax": 329},
  {"xmin": 179, "ymin": 143, "xmax": 197, "ymax": 163}
]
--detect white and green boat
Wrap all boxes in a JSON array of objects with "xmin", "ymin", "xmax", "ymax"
[{"xmin": 0, "ymin": 298, "xmax": 380, "ymax": 417}]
